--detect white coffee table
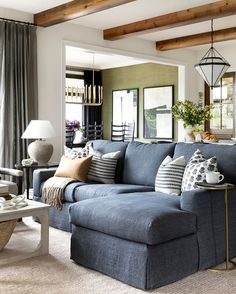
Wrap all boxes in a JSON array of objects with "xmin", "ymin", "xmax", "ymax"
[{"xmin": 0, "ymin": 200, "xmax": 50, "ymax": 265}]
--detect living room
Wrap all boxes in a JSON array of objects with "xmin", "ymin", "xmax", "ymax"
[{"xmin": 1, "ymin": 0, "xmax": 236, "ymax": 293}]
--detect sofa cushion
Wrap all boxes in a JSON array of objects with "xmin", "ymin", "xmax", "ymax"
[
  {"xmin": 64, "ymin": 183, "xmax": 154, "ymax": 202},
  {"xmin": 89, "ymin": 140, "xmax": 128, "ymax": 183},
  {"xmin": 69, "ymin": 192, "xmax": 196, "ymax": 245},
  {"xmin": 63, "ymin": 182, "xmax": 88, "ymax": 202},
  {"xmin": 122, "ymin": 142, "xmax": 176, "ymax": 186}
]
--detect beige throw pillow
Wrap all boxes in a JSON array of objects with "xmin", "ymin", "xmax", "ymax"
[{"xmin": 55, "ymin": 155, "xmax": 92, "ymax": 182}]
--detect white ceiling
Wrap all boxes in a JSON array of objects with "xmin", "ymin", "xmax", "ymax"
[
  {"xmin": 0, "ymin": 0, "xmax": 72, "ymax": 14},
  {"xmin": 66, "ymin": 46, "xmax": 148, "ymax": 69},
  {"xmin": 71, "ymin": 0, "xmax": 219, "ymax": 31}
]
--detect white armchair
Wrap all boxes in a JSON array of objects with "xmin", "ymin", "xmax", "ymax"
[{"xmin": 0, "ymin": 167, "xmax": 23, "ymax": 195}]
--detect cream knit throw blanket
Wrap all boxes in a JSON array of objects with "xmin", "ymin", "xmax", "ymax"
[{"xmin": 42, "ymin": 176, "xmax": 75, "ymax": 209}]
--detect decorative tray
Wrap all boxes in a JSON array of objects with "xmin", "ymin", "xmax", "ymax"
[
  {"xmin": 196, "ymin": 181, "xmax": 234, "ymax": 188},
  {"xmin": 203, "ymin": 140, "xmax": 218, "ymax": 143}
]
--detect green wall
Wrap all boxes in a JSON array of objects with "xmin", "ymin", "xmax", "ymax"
[{"xmin": 102, "ymin": 62, "xmax": 178, "ymax": 142}]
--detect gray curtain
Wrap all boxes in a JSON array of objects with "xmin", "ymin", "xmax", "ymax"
[{"xmin": 0, "ymin": 21, "xmax": 38, "ymax": 168}]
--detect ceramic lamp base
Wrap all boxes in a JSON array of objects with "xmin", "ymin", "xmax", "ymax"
[{"xmin": 28, "ymin": 140, "xmax": 53, "ymax": 165}]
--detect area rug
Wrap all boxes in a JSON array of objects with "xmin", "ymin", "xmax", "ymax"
[{"xmin": 1, "ymin": 218, "xmax": 236, "ymax": 294}]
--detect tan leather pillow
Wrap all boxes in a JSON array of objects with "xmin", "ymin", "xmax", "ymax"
[{"xmin": 55, "ymin": 155, "xmax": 92, "ymax": 182}]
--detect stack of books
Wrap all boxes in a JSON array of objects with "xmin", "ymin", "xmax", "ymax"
[{"xmin": 0, "ymin": 184, "xmax": 11, "ymax": 200}]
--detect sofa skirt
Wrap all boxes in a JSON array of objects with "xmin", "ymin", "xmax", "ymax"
[
  {"xmin": 33, "ymin": 196, "xmax": 72, "ymax": 232},
  {"xmin": 70, "ymin": 225, "xmax": 199, "ymax": 290}
]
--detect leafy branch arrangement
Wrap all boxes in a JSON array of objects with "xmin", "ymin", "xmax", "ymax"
[{"xmin": 171, "ymin": 99, "xmax": 212, "ymax": 128}]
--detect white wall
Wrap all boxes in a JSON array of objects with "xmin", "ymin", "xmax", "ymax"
[
  {"xmin": 0, "ymin": 7, "xmax": 200, "ymax": 160},
  {"xmin": 0, "ymin": 7, "xmax": 32, "ymax": 22},
  {"xmin": 37, "ymin": 22, "xmax": 200, "ymax": 160}
]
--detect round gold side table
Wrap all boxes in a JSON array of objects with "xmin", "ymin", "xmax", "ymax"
[{"xmin": 196, "ymin": 182, "xmax": 236, "ymax": 272}]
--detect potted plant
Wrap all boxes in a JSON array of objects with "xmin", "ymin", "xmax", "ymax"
[
  {"xmin": 171, "ymin": 93, "xmax": 212, "ymax": 141},
  {"xmin": 65, "ymin": 119, "xmax": 81, "ymax": 131},
  {"xmin": 65, "ymin": 120, "xmax": 85, "ymax": 144}
]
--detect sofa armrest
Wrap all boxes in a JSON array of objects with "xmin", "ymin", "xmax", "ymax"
[
  {"xmin": 0, "ymin": 168, "xmax": 24, "ymax": 194},
  {"xmin": 180, "ymin": 188, "xmax": 222, "ymax": 269},
  {"xmin": 0, "ymin": 167, "xmax": 23, "ymax": 177},
  {"xmin": 33, "ymin": 168, "xmax": 56, "ymax": 197},
  {"xmin": 180, "ymin": 189, "xmax": 213, "ymax": 221}
]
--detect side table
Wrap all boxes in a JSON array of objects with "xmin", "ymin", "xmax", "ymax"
[
  {"xmin": 196, "ymin": 182, "xmax": 236, "ymax": 271},
  {"xmin": 15, "ymin": 162, "xmax": 58, "ymax": 199}
]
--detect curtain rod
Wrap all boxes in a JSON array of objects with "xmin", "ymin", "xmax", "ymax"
[{"xmin": 0, "ymin": 17, "xmax": 38, "ymax": 27}]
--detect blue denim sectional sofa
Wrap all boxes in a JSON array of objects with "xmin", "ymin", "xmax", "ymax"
[{"xmin": 33, "ymin": 140, "xmax": 236, "ymax": 290}]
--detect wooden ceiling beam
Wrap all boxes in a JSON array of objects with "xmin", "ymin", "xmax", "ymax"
[
  {"xmin": 103, "ymin": 0, "xmax": 236, "ymax": 40},
  {"xmin": 156, "ymin": 27, "xmax": 236, "ymax": 51},
  {"xmin": 34, "ymin": 0, "xmax": 136, "ymax": 27}
]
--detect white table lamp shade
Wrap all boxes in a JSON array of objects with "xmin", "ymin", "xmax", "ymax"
[
  {"xmin": 21, "ymin": 120, "xmax": 56, "ymax": 165},
  {"xmin": 21, "ymin": 120, "xmax": 56, "ymax": 139}
]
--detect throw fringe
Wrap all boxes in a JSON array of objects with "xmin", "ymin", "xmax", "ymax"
[{"xmin": 42, "ymin": 176, "xmax": 75, "ymax": 209}]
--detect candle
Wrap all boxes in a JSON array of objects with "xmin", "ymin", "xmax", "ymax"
[
  {"xmin": 100, "ymin": 86, "xmax": 103, "ymax": 103},
  {"xmin": 72, "ymin": 87, "xmax": 75, "ymax": 102},
  {"xmin": 84, "ymin": 85, "xmax": 87, "ymax": 102},
  {"xmin": 98, "ymin": 86, "xmax": 101, "ymax": 104},
  {"xmin": 68, "ymin": 87, "xmax": 71, "ymax": 102},
  {"xmin": 75, "ymin": 87, "xmax": 78, "ymax": 100},
  {"xmin": 65, "ymin": 86, "xmax": 68, "ymax": 102},
  {"xmin": 88, "ymin": 85, "xmax": 91, "ymax": 103},
  {"xmin": 93, "ymin": 85, "xmax": 96, "ymax": 103}
]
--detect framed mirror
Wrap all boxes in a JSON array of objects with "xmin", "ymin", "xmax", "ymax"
[
  {"xmin": 143, "ymin": 85, "xmax": 174, "ymax": 139},
  {"xmin": 112, "ymin": 88, "xmax": 138, "ymax": 137}
]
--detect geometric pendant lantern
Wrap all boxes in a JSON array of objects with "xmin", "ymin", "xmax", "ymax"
[{"xmin": 194, "ymin": 20, "xmax": 230, "ymax": 88}]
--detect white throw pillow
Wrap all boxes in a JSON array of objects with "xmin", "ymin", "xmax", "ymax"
[
  {"xmin": 88, "ymin": 144, "xmax": 120, "ymax": 159},
  {"xmin": 182, "ymin": 149, "xmax": 218, "ymax": 191},
  {"xmin": 102, "ymin": 151, "xmax": 120, "ymax": 159},
  {"xmin": 155, "ymin": 155, "xmax": 186, "ymax": 196}
]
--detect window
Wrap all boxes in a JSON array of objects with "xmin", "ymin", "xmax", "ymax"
[
  {"xmin": 65, "ymin": 74, "xmax": 84, "ymax": 124},
  {"xmin": 205, "ymin": 72, "xmax": 235, "ymax": 139}
]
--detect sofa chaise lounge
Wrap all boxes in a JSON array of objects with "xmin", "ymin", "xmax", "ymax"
[{"xmin": 33, "ymin": 140, "xmax": 236, "ymax": 289}]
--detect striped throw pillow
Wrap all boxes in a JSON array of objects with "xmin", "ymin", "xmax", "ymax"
[
  {"xmin": 155, "ymin": 156, "xmax": 186, "ymax": 196},
  {"xmin": 87, "ymin": 151, "xmax": 120, "ymax": 184}
]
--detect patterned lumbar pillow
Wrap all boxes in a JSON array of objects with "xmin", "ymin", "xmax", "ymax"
[
  {"xmin": 64, "ymin": 145, "xmax": 90, "ymax": 159},
  {"xmin": 64, "ymin": 146, "xmax": 80, "ymax": 159},
  {"xmin": 155, "ymin": 155, "xmax": 186, "ymax": 195},
  {"xmin": 182, "ymin": 149, "xmax": 218, "ymax": 191},
  {"xmin": 87, "ymin": 150, "xmax": 121, "ymax": 184}
]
